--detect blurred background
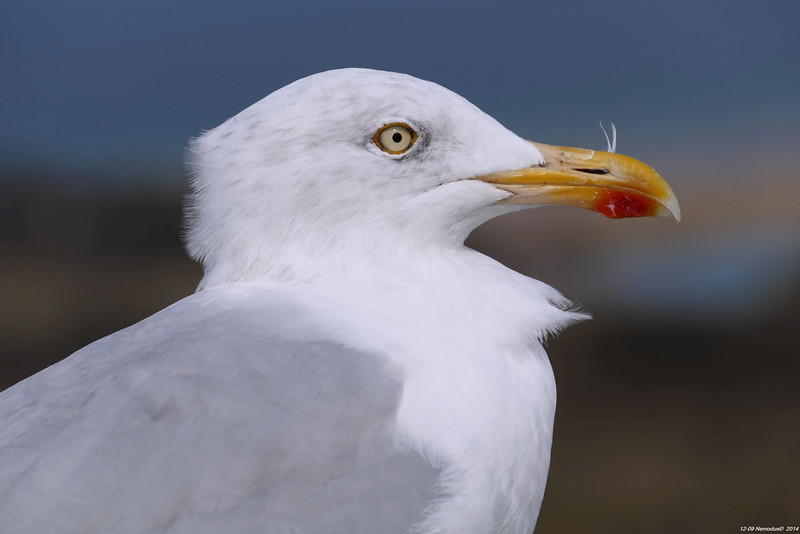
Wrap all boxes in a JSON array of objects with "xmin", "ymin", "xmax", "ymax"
[{"xmin": 2, "ymin": 1, "xmax": 798, "ymax": 531}]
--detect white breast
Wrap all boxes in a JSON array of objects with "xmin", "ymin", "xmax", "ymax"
[{"xmin": 301, "ymin": 248, "xmax": 582, "ymax": 533}]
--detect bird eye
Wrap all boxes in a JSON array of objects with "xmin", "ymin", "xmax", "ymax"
[{"xmin": 374, "ymin": 123, "xmax": 417, "ymax": 154}]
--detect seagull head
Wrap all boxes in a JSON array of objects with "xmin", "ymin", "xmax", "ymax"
[{"xmin": 185, "ymin": 68, "xmax": 679, "ymax": 288}]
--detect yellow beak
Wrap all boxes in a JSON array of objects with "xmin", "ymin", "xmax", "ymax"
[{"xmin": 474, "ymin": 142, "xmax": 681, "ymax": 221}]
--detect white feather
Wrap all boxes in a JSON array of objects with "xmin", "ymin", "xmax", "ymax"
[{"xmin": 599, "ymin": 120, "xmax": 617, "ymax": 153}]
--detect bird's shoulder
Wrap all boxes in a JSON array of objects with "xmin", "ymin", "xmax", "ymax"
[
  {"xmin": 1, "ymin": 283, "xmax": 397, "ymax": 436},
  {"xmin": 0, "ymin": 283, "xmax": 439, "ymax": 534}
]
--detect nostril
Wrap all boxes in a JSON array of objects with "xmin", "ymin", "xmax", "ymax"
[{"xmin": 576, "ymin": 168, "xmax": 609, "ymax": 175}]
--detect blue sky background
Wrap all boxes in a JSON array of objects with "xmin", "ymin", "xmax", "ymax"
[{"xmin": 2, "ymin": 0, "xmax": 798, "ymax": 183}]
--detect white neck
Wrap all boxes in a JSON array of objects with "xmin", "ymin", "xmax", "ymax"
[{"xmin": 244, "ymin": 246, "xmax": 584, "ymax": 533}]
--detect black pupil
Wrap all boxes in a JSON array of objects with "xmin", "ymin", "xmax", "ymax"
[{"xmin": 391, "ymin": 132, "xmax": 403, "ymax": 143}]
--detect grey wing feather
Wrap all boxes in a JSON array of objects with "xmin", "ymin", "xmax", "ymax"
[{"xmin": 0, "ymin": 289, "xmax": 441, "ymax": 534}]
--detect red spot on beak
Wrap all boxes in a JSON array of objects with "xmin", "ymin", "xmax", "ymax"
[{"xmin": 594, "ymin": 190, "xmax": 658, "ymax": 219}]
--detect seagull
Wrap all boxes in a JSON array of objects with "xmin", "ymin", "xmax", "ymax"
[{"xmin": 0, "ymin": 68, "xmax": 679, "ymax": 534}]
